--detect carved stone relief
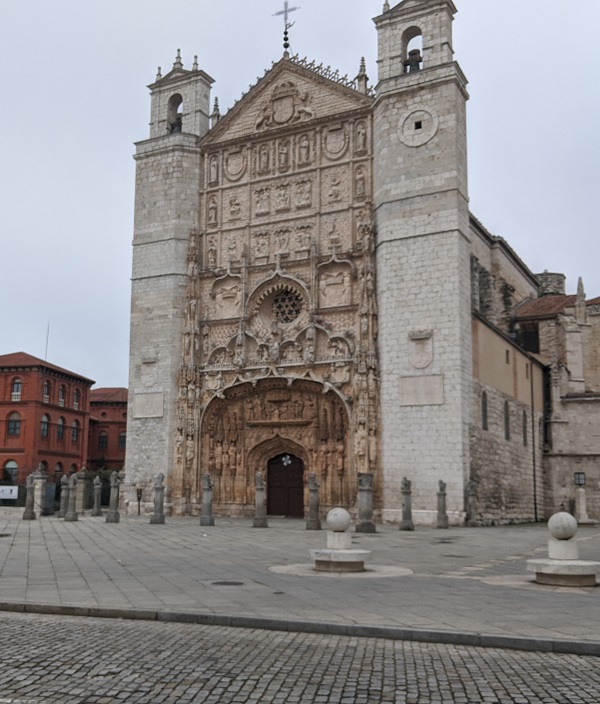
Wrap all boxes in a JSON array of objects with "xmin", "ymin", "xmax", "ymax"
[
  {"xmin": 208, "ymin": 155, "xmax": 219, "ymax": 186},
  {"xmin": 323, "ymin": 125, "xmax": 349, "ymax": 161},
  {"xmin": 207, "ymin": 197, "xmax": 218, "ymax": 228},
  {"xmin": 319, "ymin": 265, "xmax": 352, "ymax": 307},
  {"xmin": 255, "ymin": 187, "xmax": 270, "ymax": 216},
  {"xmin": 355, "ymin": 121, "xmax": 368, "ymax": 154},
  {"xmin": 277, "ymin": 139, "xmax": 291, "ymax": 172},
  {"xmin": 297, "ymin": 133, "xmax": 312, "ymax": 166},
  {"xmin": 224, "ymin": 149, "xmax": 247, "ymax": 182},
  {"xmin": 212, "ymin": 277, "xmax": 242, "ymax": 318},
  {"xmin": 255, "ymin": 81, "xmax": 315, "ymax": 132}
]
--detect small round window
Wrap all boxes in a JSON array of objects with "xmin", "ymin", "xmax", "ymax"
[{"xmin": 272, "ymin": 288, "xmax": 302, "ymax": 324}]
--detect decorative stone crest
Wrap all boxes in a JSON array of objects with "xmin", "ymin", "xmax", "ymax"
[
  {"xmin": 409, "ymin": 330, "xmax": 434, "ymax": 369},
  {"xmin": 255, "ymin": 81, "xmax": 315, "ymax": 131}
]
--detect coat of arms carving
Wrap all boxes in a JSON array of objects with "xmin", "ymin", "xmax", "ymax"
[{"xmin": 255, "ymin": 81, "xmax": 315, "ymax": 131}]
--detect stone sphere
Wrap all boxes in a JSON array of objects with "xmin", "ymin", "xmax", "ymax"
[
  {"xmin": 548, "ymin": 512, "xmax": 578, "ymax": 541},
  {"xmin": 326, "ymin": 507, "xmax": 352, "ymax": 533}
]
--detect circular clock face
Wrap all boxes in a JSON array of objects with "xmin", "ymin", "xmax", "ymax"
[{"xmin": 398, "ymin": 109, "xmax": 439, "ymax": 147}]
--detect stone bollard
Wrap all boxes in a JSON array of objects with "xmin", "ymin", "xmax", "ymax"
[
  {"xmin": 65, "ymin": 474, "xmax": 79, "ymax": 522},
  {"xmin": 253, "ymin": 471, "xmax": 268, "ymax": 528},
  {"xmin": 399, "ymin": 477, "xmax": 414, "ymax": 531},
  {"xmin": 306, "ymin": 473, "xmax": 321, "ymax": 530},
  {"xmin": 309, "ymin": 507, "xmax": 371, "ymax": 572},
  {"xmin": 57, "ymin": 474, "xmax": 69, "ymax": 518},
  {"xmin": 150, "ymin": 473, "xmax": 166, "ymax": 525},
  {"xmin": 33, "ymin": 464, "xmax": 47, "ymax": 516},
  {"xmin": 200, "ymin": 474, "xmax": 215, "ymax": 527},
  {"xmin": 91, "ymin": 476, "xmax": 103, "ymax": 517},
  {"xmin": 22, "ymin": 474, "xmax": 36, "ymax": 520},
  {"xmin": 105, "ymin": 471, "xmax": 120, "ymax": 523},
  {"xmin": 356, "ymin": 472, "xmax": 376, "ymax": 533},
  {"xmin": 437, "ymin": 480, "xmax": 449, "ymax": 529},
  {"xmin": 465, "ymin": 480, "xmax": 478, "ymax": 527}
]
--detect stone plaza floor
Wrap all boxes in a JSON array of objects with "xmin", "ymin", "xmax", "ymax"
[{"xmin": 0, "ymin": 509, "xmax": 598, "ymax": 652}]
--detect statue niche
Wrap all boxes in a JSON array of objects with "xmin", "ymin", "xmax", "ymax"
[{"xmin": 319, "ymin": 263, "xmax": 352, "ymax": 308}]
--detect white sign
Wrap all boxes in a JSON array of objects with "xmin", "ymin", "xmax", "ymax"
[{"xmin": 0, "ymin": 486, "xmax": 18, "ymax": 500}]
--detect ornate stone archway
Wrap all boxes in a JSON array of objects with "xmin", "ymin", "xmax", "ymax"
[{"xmin": 199, "ymin": 377, "xmax": 352, "ymax": 516}]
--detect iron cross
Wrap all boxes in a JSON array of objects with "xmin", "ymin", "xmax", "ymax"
[{"xmin": 273, "ymin": 1, "xmax": 300, "ymax": 51}]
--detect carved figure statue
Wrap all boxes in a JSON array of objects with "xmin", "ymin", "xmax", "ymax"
[
  {"xmin": 208, "ymin": 198, "xmax": 218, "ymax": 226},
  {"xmin": 278, "ymin": 141, "xmax": 289, "ymax": 170},
  {"xmin": 299, "ymin": 134, "xmax": 310, "ymax": 164},
  {"xmin": 356, "ymin": 122, "xmax": 367, "ymax": 152},
  {"xmin": 207, "ymin": 238, "xmax": 217, "ymax": 268},
  {"xmin": 259, "ymin": 144, "xmax": 270, "ymax": 173},
  {"xmin": 210, "ymin": 157, "xmax": 219, "ymax": 184},
  {"xmin": 355, "ymin": 168, "xmax": 366, "ymax": 198},
  {"xmin": 255, "ymin": 471, "xmax": 264, "ymax": 489}
]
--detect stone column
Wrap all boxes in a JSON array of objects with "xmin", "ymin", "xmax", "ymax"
[
  {"xmin": 200, "ymin": 474, "xmax": 215, "ymax": 527},
  {"xmin": 57, "ymin": 474, "xmax": 69, "ymax": 518},
  {"xmin": 105, "ymin": 471, "xmax": 120, "ymax": 523},
  {"xmin": 576, "ymin": 487, "xmax": 590, "ymax": 522},
  {"xmin": 437, "ymin": 480, "xmax": 449, "ymax": 529},
  {"xmin": 150, "ymin": 473, "xmax": 166, "ymax": 525},
  {"xmin": 22, "ymin": 474, "xmax": 36, "ymax": 520},
  {"xmin": 32, "ymin": 464, "xmax": 47, "ymax": 517},
  {"xmin": 76, "ymin": 467, "xmax": 90, "ymax": 513},
  {"xmin": 356, "ymin": 472, "xmax": 376, "ymax": 533},
  {"xmin": 399, "ymin": 477, "xmax": 414, "ymax": 531},
  {"xmin": 253, "ymin": 471, "xmax": 268, "ymax": 528},
  {"xmin": 91, "ymin": 476, "xmax": 103, "ymax": 517},
  {"xmin": 65, "ymin": 474, "xmax": 79, "ymax": 522},
  {"xmin": 465, "ymin": 480, "xmax": 478, "ymax": 527},
  {"xmin": 306, "ymin": 473, "xmax": 321, "ymax": 530}
]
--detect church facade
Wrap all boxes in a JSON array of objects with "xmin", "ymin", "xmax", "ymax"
[{"xmin": 124, "ymin": 0, "xmax": 598, "ymax": 524}]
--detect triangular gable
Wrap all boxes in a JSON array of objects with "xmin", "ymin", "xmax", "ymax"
[
  {"xmin": 383, "ymin": 0, "xmax": 457, "ymax": 18},
  {"xmin": 203, "ymin": 57, "xmax": 372, "ymax": 147}
]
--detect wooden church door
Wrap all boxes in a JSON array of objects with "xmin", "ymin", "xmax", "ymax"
[{"xmin": 267, "ymin": 454, "xmax": 304, "ymax": 517}]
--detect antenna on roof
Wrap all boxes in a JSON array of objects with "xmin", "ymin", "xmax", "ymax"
[
  {"xmin": 44, "ymin": 323, "xmax": 50, "ymax": 361},
  {"xmin": 273, "ymin": 1, "xmax": 300, "ymax": 56}
]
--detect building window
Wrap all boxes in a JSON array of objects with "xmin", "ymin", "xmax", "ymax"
[
  {"xmin": 7, "ymin": 412, "xmax": 21, "ymax": 436},
  {"xmin": 41, "ymin": 414, "xmax": 49, "ymax": 438},
  {"xmin": 57, "ymin": 417, "xmax": 65, "ymax": 441},
  {"xmin": 71, "ymin": 420, "xmax": 80, "ymax": 443},
  {"xmin": 481, "ymin": 392, "xmax": 488, "ymax": 431},
  {"xmin": 522, "ymin": 411, "xmax": 528, "ymax": 446},
  {"xmin": 504, "ymin": 402, "xmax": 510, "ymax": 441},
  {"xmin": 58, "ymin": 385, "xmax": 66, "ymax": 407},
  {"xmin": 43, "ymin": 381, "xmax": 50, "ymax": 403},
  {"xmin": 98, "ymin": 432, "xmax": 108, "ymax": 450},
  {"xmin": 3, "ymin": 460, "xmax": 18, "ymax": 483},
  {"xmin": 505, "ymin": 350, "xmax": 510, "ymax": 364},
  {"xmin": 73, "ymin": 389, "xmax": 80, "ymax": 410},
  {"xmin": 118, "ymin": 432, "xmax": 127, "ymax": 450},
  {"xmin": 11, "ymin": 378, "xmax": 22, "ymax": 402}
]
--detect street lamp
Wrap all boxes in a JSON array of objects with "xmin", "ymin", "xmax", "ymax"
[{"xmin": 136, "ymin": 487, "xmax": 143, "ymax": 515}]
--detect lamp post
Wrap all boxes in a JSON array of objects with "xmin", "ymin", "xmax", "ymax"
[{"xmin": 136, "ymin": 487, "xmax": 143, "ymax": 515}]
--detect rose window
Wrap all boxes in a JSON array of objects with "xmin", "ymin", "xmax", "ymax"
[{"xmin": 272, "ymin": 288, "xmax": 302, "ymax": 324}]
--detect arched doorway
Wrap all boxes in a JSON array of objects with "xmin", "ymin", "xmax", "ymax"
[{"xmin": 267, "ymin": 453, "xmax": 304, "ymax": 517}]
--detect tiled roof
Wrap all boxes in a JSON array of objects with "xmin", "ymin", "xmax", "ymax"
[
  {"xmin": 515, "ymin": 295, "xmax": 598, "ymax": 319},
  {"xmin": 90, "ymin": 388, "xmax": 128, "ymax": 404},
  {"xmin": 0, "ymin": 351, "xmax": 95, "ymax": 383}
]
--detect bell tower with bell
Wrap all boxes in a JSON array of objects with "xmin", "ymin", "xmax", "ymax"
[
  {"xmin": 126, "ymin": 51, "xmax": 213, "ymax": 506},
  {"xmin": 373, "ymin": 0, "xmax": 472, "ymax": 524}
]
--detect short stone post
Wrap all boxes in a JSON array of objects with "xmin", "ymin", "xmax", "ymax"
[
  {"xmin": 356, "ymin": 472, "xmax": 376, "ymax": 533},
  {"xmin": 200, "ymin": 474, "xmax": 215, "ymax": 527},
  {"xmin": 576, "ymin": 487, "xmax": 590, "ymax": 523},
  {"xmin": 91, "ymin": 476, "xmax": 103, "ymax": 517},
  {"xmin": 22, "ymin": 474, "xmax": 36, "ymax": 520},
  {"xmin": 306, "ymin": 473, "xmax": 321, "ymax": 530},
  {"xmin": 105, "ymin": 471, "xmax": 120, "ymax": 523},
  {"xmin": 437, "ymin": 480, "xmax": 449, "ymax": 529},
  {"xmin": 253, "ymin": 471, "xmax": 268, "ymax": 528},
  {"xmin": 57, "ymin": 474, "xmax": 69, "ymax": 518},
  {"xmin": 33, "ymin": 464, "xmax": 47, "ymax": 516},
  {"xmin": 400, "ymin": 477, "xmax": 414, "ymax": 531},
  {"xmin": 150, "ymin": 473, "xmax": 166, "ymax": 525},
  {"xmin": 65, "ymin": 474, "xmax": 79, "ymax": 522},
  {"xmin": 465, "ymin": 480, "xmax": 478, "ymax": 527}
]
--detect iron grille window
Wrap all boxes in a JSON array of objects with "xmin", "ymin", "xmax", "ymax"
[{"xmin": 272, "ymin": 288, "xmax": 302, "ymax": 324}]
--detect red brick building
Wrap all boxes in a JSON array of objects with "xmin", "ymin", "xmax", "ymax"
[
  {"xmin": 88, "ymin": 388, "xmax": 128, "ymax": 471},
  {"xmin": 0, "ymin": 352, "xmax": 94, "ymax": 484}
]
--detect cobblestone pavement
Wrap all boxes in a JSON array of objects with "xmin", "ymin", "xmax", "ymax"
[{"xmin": 0, "ymin": 611, "xmax": 598, "ymax": 704}]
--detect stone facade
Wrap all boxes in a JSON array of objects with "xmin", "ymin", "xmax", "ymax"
[{"xmin": 125, "ymin": 0, "xmax": 598, "ymax": 524}]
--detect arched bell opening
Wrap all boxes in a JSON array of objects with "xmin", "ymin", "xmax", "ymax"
[
  {"xmin": 167, "ymin": 93, "xmax": 183, "ymax": 133},
  {"xmin": 402, "ymin": 26, "xmax": 423, "ymax": 73}
]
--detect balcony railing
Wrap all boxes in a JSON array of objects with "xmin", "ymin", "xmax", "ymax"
[{"xmin": 11, "ymin": 392, "xmax": 21, "ymax": 402}]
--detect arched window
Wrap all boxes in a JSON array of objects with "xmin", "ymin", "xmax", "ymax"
[
  {"xmin": 70, "ymin": 463, "xmax": 78, "ymax": 473},
  {"xmin": 58, "ymin": 385, "xmax": 66, "ymax": 407},
  {"xmin": 481, "ymin": 392, "xmax": 488, "ymax": 431},
  {"xmin": 3, "ymin": 460, "xmax": 18, "ymax": 482},
  {"xmin": 402, "ymin": 26, "xmax": 423, "ymax": 73},
  {"xmin": 43, "ymin": 381, "xmax": 51, "ymax": 403},
  {"xmin": 504, "ymin": 402, "xmax": 510, "ymax": 441},
  {"xmin": 522, "ymin": 411, "xmax": 528, "ymax": 446},
  {"xmin": 167, "ymin": 94, "xmax": 183, "ymax": 133},
  {"xmin": 56, "ymin": 417, "xmax": 65, "ymax": 441},
  {"xmin": 41, "ymin": 414, "xmax": 50, "ymax": 439},
  {"xmin": 7, "ymin": 412, "xmax": 21, "ymax": 436},
  {"xmin": 98, "ymin": 431, "xmax": 108, "ymax": 450},
  {"xmin": 118, "ymin": 432, "xmax": 127, "ymax": 450},
  {"xmin": 73, "ymin": 389, "xmax": 80, "ymax": 410},
  {"xmin": 11, "ymin": 378, "xmax": 22, "ymax": 402},
  {"xmin": 71, "ymin": 420, "xmax": 80, "ymax": 443}
]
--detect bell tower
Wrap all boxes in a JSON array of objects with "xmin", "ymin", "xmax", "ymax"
[
  {"xmin": 126, "ymin": 52, "xmax": 213, "ymax": 508},
  {"xmin": 373, "ymin": 0, "xmax": 472, "ymax": 524}
]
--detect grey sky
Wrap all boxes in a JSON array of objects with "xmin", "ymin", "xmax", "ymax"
[{"xmin": 1, "ymin": 0, "xmax": 598, "ymax": 388}]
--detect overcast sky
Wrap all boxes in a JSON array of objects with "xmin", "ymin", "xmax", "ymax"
[{"xmin": 1, "ymin": 0, "xmax": 598, "ymax": 389}]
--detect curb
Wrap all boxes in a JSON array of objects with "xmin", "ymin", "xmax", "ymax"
[{"xmin": 0, "ymin": 602, "xmax": 597, "ymax": 656}]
